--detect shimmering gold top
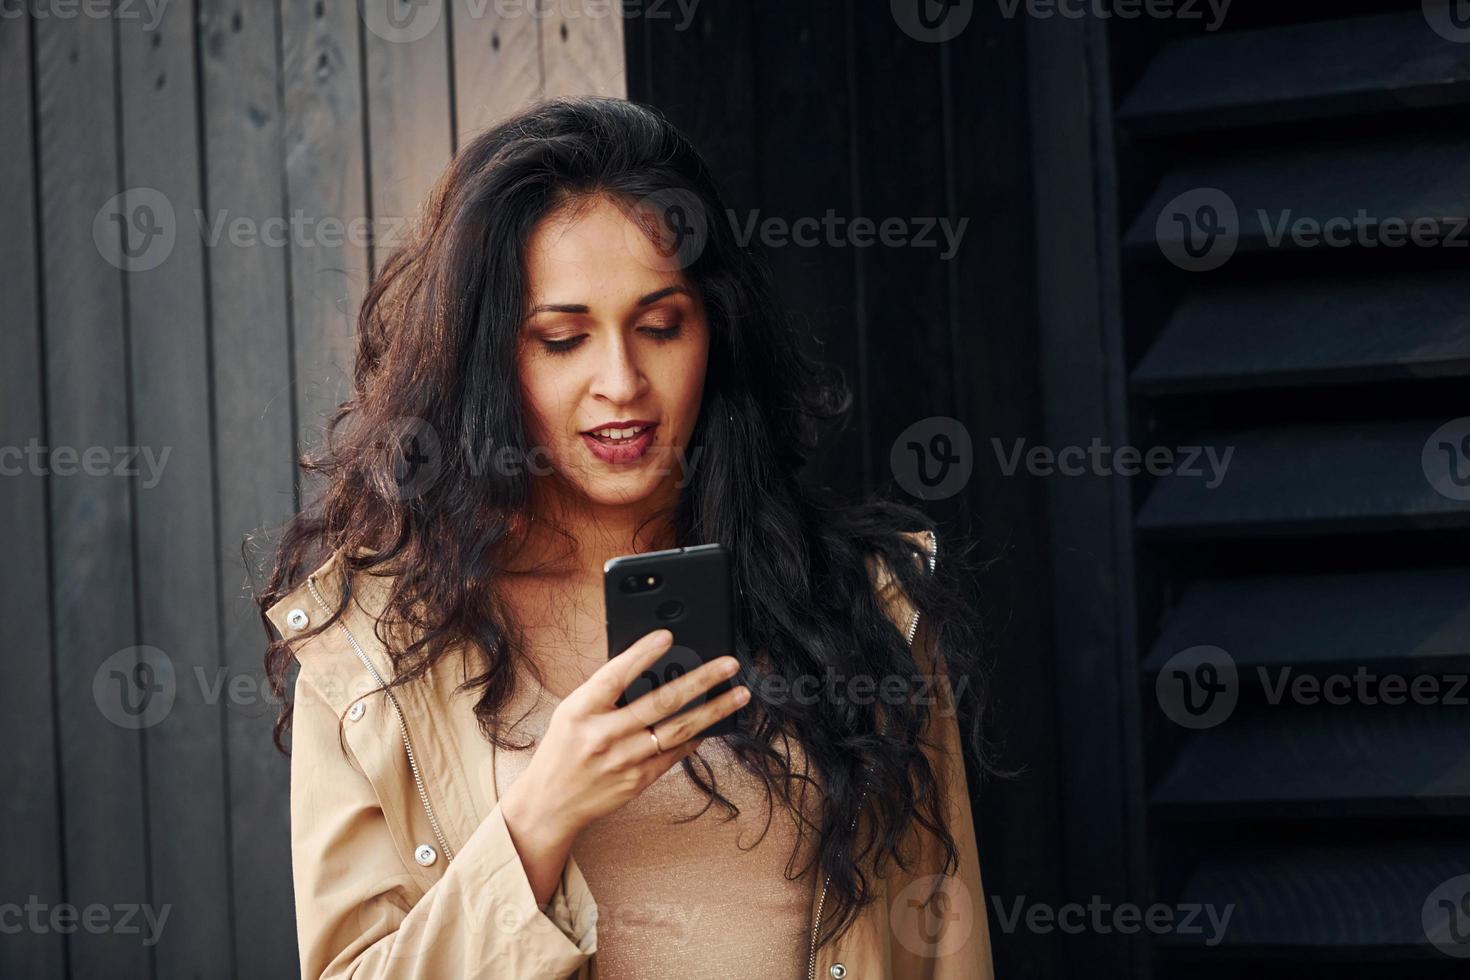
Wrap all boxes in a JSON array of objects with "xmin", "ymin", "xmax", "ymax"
[{"xmin": 493, "ymin": 678, "xmax": 823, "ymax": 979}]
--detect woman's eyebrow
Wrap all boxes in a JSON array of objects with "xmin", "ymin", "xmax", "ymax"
[{"xmin": 526, "ymin": 284, "xmax": 691, "ymax": 317}]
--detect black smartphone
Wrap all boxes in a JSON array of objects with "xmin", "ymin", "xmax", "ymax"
[{"xmin": 604, "ymin": 542, "xmax": 740, "ymax": 739}]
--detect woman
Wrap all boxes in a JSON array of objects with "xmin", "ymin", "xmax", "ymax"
[{"xmin": 259, "ymin": 95, "xmax": 994, "ymax": 979}]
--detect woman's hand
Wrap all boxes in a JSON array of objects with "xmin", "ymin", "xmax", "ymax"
[{"xmin": 499, "ymin": 628, "xmax": 749, "ymax": 904}]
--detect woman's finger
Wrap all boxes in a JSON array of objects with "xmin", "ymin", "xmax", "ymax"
[
  {"xmin": 640, "ymin": 683, "xmax": 749, "ymax": 753},
  {"xmin": 570, "ymin": 628, "xmax": 675, "ymax": 713},
  {"xmin": 611, "ymin": 652, "xmax": 741, "ymax": 733}
]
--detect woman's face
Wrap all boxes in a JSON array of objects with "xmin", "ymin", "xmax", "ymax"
[{"xmin": 517, "ymin": 194, "xmax": 710, "ymax": 514}]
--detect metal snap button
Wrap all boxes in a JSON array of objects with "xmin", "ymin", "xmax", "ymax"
[
  {"xmin": 414, "ymin": 844, "xmax": 438, "ymax": 867},
  {"xmin": 829, "ymin": 965, "xmax": 846, "ymax": 979},
  {"xmin": 347, "ymin": 702, "xmax": 365, "ymax": 722},
  {"xmin": 286, "ymin": 608, "xmax": 310, "ymax": 631}
]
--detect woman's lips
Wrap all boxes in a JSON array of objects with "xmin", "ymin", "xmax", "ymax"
[{"xmin": 580, "ymin": 424, "xmax": 657, "ymax": 464}]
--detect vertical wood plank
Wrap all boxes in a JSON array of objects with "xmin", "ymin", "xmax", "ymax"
[
  {"xmin": 848, "ymin": 7, "xmax": 955, "ymax": 502},
  {"xmin": 0, "ymin": 13, "xmax": 67, "ymax": 977},
  {"xmin": 451, "ymin": 0, "xmax": 543, "ymax": 141},
  {"xmin": 34, "ymin": 7, "xmax": 150, "ymax": 977},
  {"xmin": 116, "ymin": 2, "xmax": 233, "ymax": 976},
  {"xmin": 281, "ymin": 0, "xmax": 370, "ymax": 515},
  {"xmin": 541, "ymin": 1, "xmax": 625, "ymax": 100},
  {"xmin": 625, "ymin": 2, "xmax": 758, "ymax": 210},
  {"xmin": 361, "ymin": 0, "xmax": 454, "ymax": 274},
  {"xmin": 196, "ymin": 2, "xmax": 300, "ymax": 975},
  {"xmin": 1028, "ymin": 14, "xmax": 1149, "ymax": 979},
  {"xmin": 947, "ymin": 6, "xmax": 1067, "ymax": 979},
  {"xmin": 748, "ymin": 0, "xmax": 864, "ymax": 496}
]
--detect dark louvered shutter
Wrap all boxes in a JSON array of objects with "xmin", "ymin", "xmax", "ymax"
[{"xmin": 1109, "ymin": 3, "xmax": 1470, "ymax": 977}]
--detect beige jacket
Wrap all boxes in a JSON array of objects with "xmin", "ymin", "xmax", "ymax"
[{"xmin": 266, "ymin": 528, "xmax": 994, "ymax": 979}]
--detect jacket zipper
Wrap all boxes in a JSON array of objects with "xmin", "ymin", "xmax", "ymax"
[
  {"xmin": 807, "ymin": 531, "xmax": 939, "ymax": 979},
  {"xmin": 306, "ymin": 574, "xmax": 455, "ymax": 865}
]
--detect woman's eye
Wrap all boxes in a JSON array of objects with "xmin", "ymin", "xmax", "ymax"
[
  {"xmin": 642, "ymin": 322, "xmax": 683, "ymax": 341},
  {"xmin": 539, "ymin": 322, "xmax": 681, "ymax": 355},
  {"xmin": 541, "ymin": 336, "xmax": 584, "ymax": 354}
]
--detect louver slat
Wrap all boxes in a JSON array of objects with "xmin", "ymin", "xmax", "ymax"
[
  {"xmin": 1151, "ymin": 706, "xmax": 1470, "ymax": 818},
  {"xmin": 1131, "ymin": 272, "xmax": 1470, "ymax": 394},
  {"xmin": 1142, "ymin": 569, "xmax": 1470, "ymax": 677},
  {"xmin": 1122, "ymin": 137, "xmax": 1470, "ymax": 257},
  {"xmin": 1117, "ymin": 11, "xmax": 1470, "ymax": 135},
  {"xmin": 1159, "ymin": 842, "xmax": 1470, "ymax": 957},
  {"xmin": 1134, "ymin": 422, "xmax": 1470, "ymax": 537}
]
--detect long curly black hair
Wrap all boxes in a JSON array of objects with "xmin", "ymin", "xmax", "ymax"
[{"xmin": 258, "ymin": 95, "xmax": 994, "ymax": 952}]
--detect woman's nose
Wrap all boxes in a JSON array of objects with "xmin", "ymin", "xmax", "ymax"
[{"xmin": 589, "ymin": 334, "xmax": 646, "ymax": 402}]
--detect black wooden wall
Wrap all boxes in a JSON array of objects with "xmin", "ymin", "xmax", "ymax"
[
  {"xmin": 637, "ymin": 1, "xmax": 1470, "ymax": 978},
  {"xmin": 627, "ymin": 4, "xmax": 1066, "ymax": 978}
]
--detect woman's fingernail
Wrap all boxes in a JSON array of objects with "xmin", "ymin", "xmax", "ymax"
[{"xmin": 733, "ymin": 687, "xmax": 751, "ymax": 705}]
